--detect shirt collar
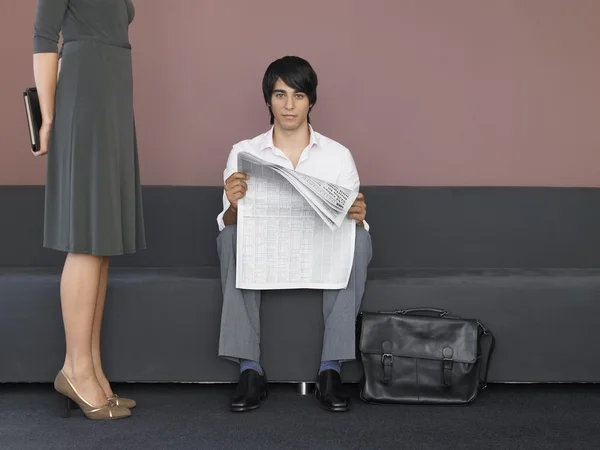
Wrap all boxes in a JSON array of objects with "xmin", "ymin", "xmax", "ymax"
[{"xmin": 261, "ymin": 125, "xmax": 320, "ymax": 153}]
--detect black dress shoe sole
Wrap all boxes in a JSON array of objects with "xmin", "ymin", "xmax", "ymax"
[
  {"xmin": 315, "ymin": 389, "xmax": 351, "ymax": 412},
  {"xmin": 230, "ymin": 403, "xmax": 261, "ymax": 412},
  {"xmin": 317, "ymin": 402, "xmax": 351, "ymax": 412},
  {"xmin": 230, "ymin": 391, "xmax": 268, "ymax": 412}
]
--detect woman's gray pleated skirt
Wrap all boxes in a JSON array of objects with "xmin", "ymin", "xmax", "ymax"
[{"xmin": 43, "ymin": 40, "xmax": 146, "ymax": 256}]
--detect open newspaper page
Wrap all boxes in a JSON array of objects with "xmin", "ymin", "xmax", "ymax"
[{"xmin": 236, "ymin": 152, "xmax": 358, "ymax": 290}]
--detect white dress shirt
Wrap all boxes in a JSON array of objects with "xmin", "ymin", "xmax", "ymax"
[{"xmin": 216, "ymin": 125, "xmax": 369, "ymax": 231}]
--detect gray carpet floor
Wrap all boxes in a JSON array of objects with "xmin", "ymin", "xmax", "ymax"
[{"xmin": 1, "ymin": 383, "xmax": 599, "ymax": 449}]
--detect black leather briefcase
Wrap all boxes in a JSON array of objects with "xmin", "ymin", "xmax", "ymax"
[{"xmin": 357, "ymin": 308, "xmax": 494, "ymax": 405}]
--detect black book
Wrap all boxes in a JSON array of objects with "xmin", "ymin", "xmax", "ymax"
[{"xmin": 23, "ymin": 87, "xmax": 42, "ymax": 153}]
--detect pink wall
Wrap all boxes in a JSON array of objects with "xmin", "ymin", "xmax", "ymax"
[{"xmin": 2, "ymin": 0, "xmax": 600, "ymax": 186}]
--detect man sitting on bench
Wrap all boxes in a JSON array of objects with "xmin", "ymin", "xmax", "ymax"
[{"xmin": 216, "ymin": 56, "xmax": 372, "ymax": 412}]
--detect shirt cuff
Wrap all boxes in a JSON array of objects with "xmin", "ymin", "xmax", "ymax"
[
  {"xmin": 216, "ymin": 210, "xmax": 226, "ymax": 232},
  {"xmin": 216, "ymin": 196, "xmax": 231, "ymax": 232}
]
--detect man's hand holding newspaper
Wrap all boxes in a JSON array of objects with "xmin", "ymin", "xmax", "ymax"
[{"xmin": 232, "ymin": 151, "xmax": 364, "ymax": 290}]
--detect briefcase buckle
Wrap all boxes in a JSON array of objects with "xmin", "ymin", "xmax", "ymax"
[{"xmin": 381, "ymin": 353, "xmax": 394, "ymax": 382}]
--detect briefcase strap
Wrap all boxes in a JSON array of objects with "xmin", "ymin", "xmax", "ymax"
[{"xmin": 478, "ymin": 322, "xmax": 495, "ymax": 390}]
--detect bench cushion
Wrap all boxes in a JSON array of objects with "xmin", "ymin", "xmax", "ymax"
[{"xmin": 2, "ymin": 267, "xmax": 599, "ymax": 383}]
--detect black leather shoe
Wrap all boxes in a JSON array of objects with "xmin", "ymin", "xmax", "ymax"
[
  {"xmin": 230, "ymin": 369, "xmax": 268, "ymax": 412},
  {"xmin": 315, "ymin": 369, "xmax": 350, "ymax": 412}
]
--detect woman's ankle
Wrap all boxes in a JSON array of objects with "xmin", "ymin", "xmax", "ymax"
[
  {"xmin": 62, "ymin": 360, "xmax": 95, "ymax": 382},
  {"xmin": 94, "ymin": 370, "xmax": 113, "ymax": 396}
]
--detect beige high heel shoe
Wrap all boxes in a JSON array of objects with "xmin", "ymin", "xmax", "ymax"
[
  {"xmin": 54, "ymin": 370, "xmax": 131, "ymax": 420},
  {"xmin": 107, "ymin": 394, "xmax": 136, "ymax": 409}
]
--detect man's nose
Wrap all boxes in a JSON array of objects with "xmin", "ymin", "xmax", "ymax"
[{"xmin": 285, "ymin": 97, "xmax": 294, "ymax": 109}]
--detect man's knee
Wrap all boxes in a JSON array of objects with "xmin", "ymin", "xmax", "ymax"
[
  {"xmin": 217, "ymin": 225, "xmax": 238, "ymax": 254},
  {"xmin": 218, "ymin": 224, "xmax": 237, "ymax": 239},
  {"xmin": 355, "ymin": 227, "xmax": 372, "ymax": 256}
]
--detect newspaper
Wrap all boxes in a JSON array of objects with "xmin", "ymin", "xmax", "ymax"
[{"xmin": 235, "ymin": 151, "xmax": 359, "ymax": 290}]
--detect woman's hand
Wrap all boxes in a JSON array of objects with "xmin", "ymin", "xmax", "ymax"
[{"xmin": 33, "ymin": 121, "xmax": 51, "ymax": 157}]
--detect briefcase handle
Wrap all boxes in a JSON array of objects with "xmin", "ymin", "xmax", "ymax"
[{"xmin": 394, "ymin": 308, "xmax": 449, "ymax": 317}]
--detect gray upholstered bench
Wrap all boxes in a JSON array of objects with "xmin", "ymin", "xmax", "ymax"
[{"xmin": 2, "ymin": 186, "xmax": 600, "ymax": 384}]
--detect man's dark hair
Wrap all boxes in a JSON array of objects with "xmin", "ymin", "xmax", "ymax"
[{"xmin": 262, "ymin": 56, "xmax": 318, "ymax": 125}]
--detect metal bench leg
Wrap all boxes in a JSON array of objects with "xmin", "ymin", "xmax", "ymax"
[{"xmin": 297, "ymin": 382, "xmax": 314, "ymax": 395}]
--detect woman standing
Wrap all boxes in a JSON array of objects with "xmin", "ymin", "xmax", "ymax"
[{"xmin": 32, "ymin": 0, "xmax": 146, "ymax": 420}]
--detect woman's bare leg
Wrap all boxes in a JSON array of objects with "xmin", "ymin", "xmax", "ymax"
[
  {"xmin": 91, "ymin": 256, "xmax": 114, "ymax": 397},
  {"xmin": 60, "ymin": 252, "xmax": 108, "ymax": 407}
]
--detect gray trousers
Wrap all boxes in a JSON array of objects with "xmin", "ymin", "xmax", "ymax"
[{"xmin": 217, "ymin": 224, "xmax": 372, "ymax": 364}]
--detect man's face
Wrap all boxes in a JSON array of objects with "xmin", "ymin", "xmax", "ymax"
[{"xmin": 270, "ymin": 78, "xmax": 311, "ymax": 131}]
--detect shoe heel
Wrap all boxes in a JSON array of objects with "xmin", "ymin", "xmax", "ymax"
[{"xmin": 58, "ymin": 393, "xmax": 76, "ymax": 418}]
